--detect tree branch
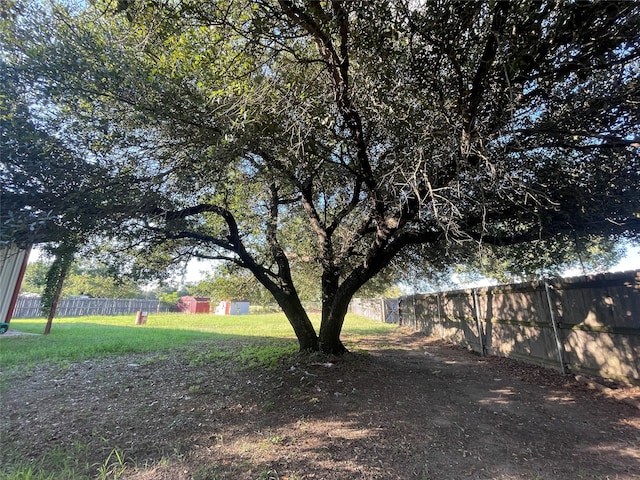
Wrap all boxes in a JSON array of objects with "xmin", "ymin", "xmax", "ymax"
[{"xmin": 461, "ymin": 2, "xmax": 509, "ymax": 156}]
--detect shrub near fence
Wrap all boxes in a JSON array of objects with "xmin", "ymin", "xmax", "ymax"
[
  {"xmin": 12, "ymin": 296, "xmax": 172, "ymax": 318},
  {"xmin": 396, "ymin": 270, "xmax": 640, "ymax": 384}
]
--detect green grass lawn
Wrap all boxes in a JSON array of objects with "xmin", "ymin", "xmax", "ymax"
[
  {"xmin": 0, "ymin": 312, "xmax": 397, "ymax": 369},
  {"xmin": 0, "ymin": 313, "xmax": 396, "ymax": 480}
]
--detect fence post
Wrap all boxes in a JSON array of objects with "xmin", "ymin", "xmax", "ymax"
[
  {"xmin": 473, "ymin": 289, "xmax": 485, "ymax": 356},
  {"xmin": 544, "ymin": 281, "xmax": 566, "ymax": 374},
  {"xmin": 436, "ymin": 293, "xmax": 443, "ymax": 339}
]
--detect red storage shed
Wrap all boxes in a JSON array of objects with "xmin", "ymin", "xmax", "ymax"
[{"xmin": 177, "ymin": 296, "xmax": 211, "ymax": 314}]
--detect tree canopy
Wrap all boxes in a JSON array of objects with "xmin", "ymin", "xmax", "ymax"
[
  {"xmin": 21, "ymin": 259, "xmax": 143, "ymax": 299},
  {"xmin": 2, "ymin": 0, "xmax": 639, "ymax": 352}
]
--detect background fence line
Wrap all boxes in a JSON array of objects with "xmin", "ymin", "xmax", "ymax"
[
  {"xmin": 349, "ymin": 298, "xmax": 400, "ymax": 324},
  {"xmin": 351, "ymin": 270, "xmax": 640, "ymax": 384},
  {"xmin": 12, "ymin": 297, "xmax": 172, "ymax": 318}
]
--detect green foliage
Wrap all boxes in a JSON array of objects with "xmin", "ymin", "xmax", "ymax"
[
  {"xmin": 95, "ymin": 448, "xmax": 128, "ymax": 480},
  {"xmin": 41, "ymin": 244, "xmax": 75, "ymax": 317},
  {"xmin": 20, "ymin": 260, "xmax": 50, "ymax": 294},
  {"xmin": 22, "ymin": 258, "xmax": 143, "ymax": 299},
  {"xmin": 63, "ymin": 271, "xmax": 141, "ymax": 298},
  {"xmin": 395, "ymin": 234, "xmax": 629, "ymax": 288},
  {"xmin": 190, "ymin": 266, "xmax": 272, "ymax": 304},
  {"xmin": 157, "ymin": 291, "xmax": 179, "ymax": 307},
  {"xmin": 1, "ymin": 444, "xmax": 88, "ymax": 480},
  {"xmin": 191, "ymin": 262, "xmax": 325, "ymax": 304},
  {"xmin": 185, "ymin": 342, "xmax": 298, "ymax": 370},
  {"xmin": 456, "ymin": 236, "xmax": 626, "ymax": 283},
  {"xmin": 236, "ymin": 343, "xmax": 299, "ymax": 370},
  {"xmin": 355, "ymin": 267, "xmax": 405, "ymax": 298},
  {"xmin": 63, "ymin": 258, "xmax": 142, "ymax": 298},
  {"xmin": 185, "ymin": 348, "xmax": 231, "ymax": 367}
]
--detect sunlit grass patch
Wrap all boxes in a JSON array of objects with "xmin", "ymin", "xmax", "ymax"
[{"xmin": 0, "ymin": 312, "xmax": 396, "ymax": 370}]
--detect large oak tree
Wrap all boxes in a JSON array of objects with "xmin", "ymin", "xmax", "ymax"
[{"xmin": 2, "ymin": 0, "xmax": 639, "ymax": 352}]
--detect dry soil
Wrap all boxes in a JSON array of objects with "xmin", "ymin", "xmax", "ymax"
[{"xmin": 2, "ymin": 329, "xmax": 640, "ymax": 479}]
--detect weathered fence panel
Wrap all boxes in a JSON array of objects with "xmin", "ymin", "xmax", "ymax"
[
  {"xmin": 12, "ymin": 296, "xmax": 172, "ymax": 318},
  {"xmin": 551, "ymin": 274, "xmax": 640, "ymax": 380},
  {"xmin": 349, "ymin": 298, "xmax": 385, "ymax": 322},
  {"xmin": 353, "ymin": 270, "xmax": 640, "ymax": 383},
  {"xmin": 383, "ymin": 298, "xmax": 400, "ymax": 324},
  {"xmin": 478, "ymin": 283, "xmax": 563, "ymax": 368},
  {"xmin": 440, "ymin": 290, "xmax": 481, "ymax": 352},
  {"xmin": 349, "ymin": 298, "xmax": 399, "ymax": 323}
]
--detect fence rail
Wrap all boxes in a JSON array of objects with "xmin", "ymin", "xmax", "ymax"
[
  {"xmin": 12, "ymin": 297, "xmax": 172, "ymax": 318},
  {"xmin": 351, "ymin": 270, "xmax": 640, "ymax": 384}
]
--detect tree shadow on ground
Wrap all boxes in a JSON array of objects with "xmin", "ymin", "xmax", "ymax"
[{"xmin": 2, "ymin": 331, "xmax": 639, "ymax": 480}]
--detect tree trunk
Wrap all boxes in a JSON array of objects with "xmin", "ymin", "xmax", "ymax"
[
  {"xmin": 319, "ymin": 322, "xmax": 348, "ymax": 354},
  {"xmin": 318, "ymin": 268, "xmax": 347, "ymax": 354},
  {"xmin": 43, "ymin": 273, "xmax": 64, "ymax": 335},
  {"xmin": 272, "ymin": 290, "xmax": 319, "ymax": 352},
  {"xmin": 43, "ymin": 259, "xmax": 69, "ymax": 335},
  {"xmin": 246, "ymin": 249, "xmax": 319, "ymax": 351},
  {"xmin": 319, "ymin": 293, "xmax": 351, "ymax": 354},
  {"xmin": 42, "ymin": 246, "xmax": 75, "ymax": 335}
]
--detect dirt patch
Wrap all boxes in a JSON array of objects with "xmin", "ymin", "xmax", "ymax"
[
  {"xmin": 2, "ymin": 329, "xmax": 639, "ymax": 479},
  {"xmin": 0, "ymin": 329, "xmax": 39, "ymax": 337}
]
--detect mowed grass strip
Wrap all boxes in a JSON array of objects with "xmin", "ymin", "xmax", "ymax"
[{"xmin": 0, "ymin": 312, "xmax": 396, "ymax": 368}]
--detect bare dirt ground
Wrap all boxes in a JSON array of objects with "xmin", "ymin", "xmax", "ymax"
[{"xmin": 2, "ymin": 329, "xmax": 640, "ymax": 479}]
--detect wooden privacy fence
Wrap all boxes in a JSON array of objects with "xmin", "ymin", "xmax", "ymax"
[
  {"xmin": 349, "ymin": 297, "xmax": 400, "ymax": 324},
  {"xmin": 12, "ymin": 296, "xmax": 172, "ymax": 318},
  {"xmin": 398, "ymin": 270, "xmax": 640, "ymax": 383}
]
